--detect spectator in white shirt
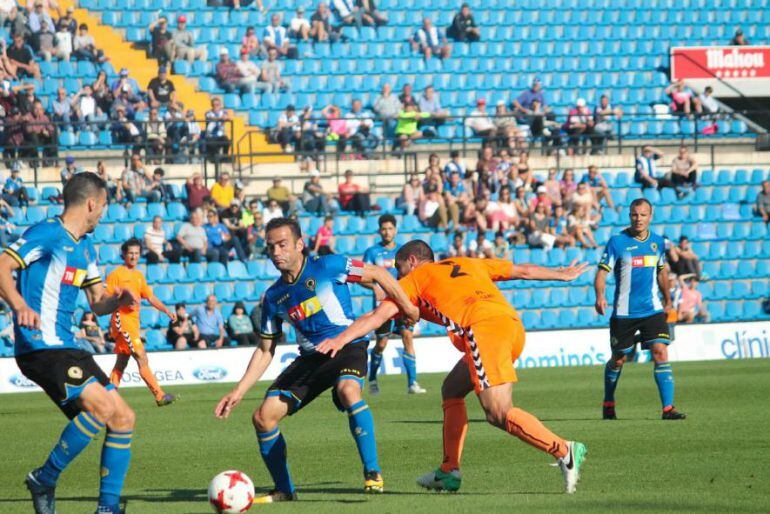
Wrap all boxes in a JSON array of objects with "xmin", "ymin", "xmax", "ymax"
[
  {"xmin": 28, "ymin": 1, "xmax": 54, "ymax": 34},
  {"xmin": 144, "ymin": 215, "xmax": 174, "ymax": 263},
  {"xmin": 332, "ymin": 0, "xmax": 374, "ymax": 28},
  {"xmin": 465, "ymin": 98, "xmax": 496, "ymax": 140},
  {"xmin": 275, "ymin": 104, "xmax": 300, "ymax": 152},
  {"xmin": 288, "ymin": 6, "xmax": 310, "ymax": 41},
  {"xmin": 71, "ymin": 85, "xmax": 102, "ymax": 130},
  {"xmin": 344, "ymin": 99, "xmax": 378, "ymax": 158},
  {"xmin": 592, "ymin": 94, "xmax": 622, "ymax": 154},
  {"xmin": 235, "ymin": 49, "xmax": 272, "ymax": 94},
  {"xmin": 698, "ymin": 86, "xmax": 719, "ymax": 115},
  {"xmin": 53, "ymin": 23, "xmax": 72, "ymax": 61},
  {"xmin": 262, "ymin": 198, "xmax": 284, "ymax": 224},
  {"xmin": 410, "ymin": 18, "xmax": 450, "ymax": 60},
  {"xmin": 182, "ymin": 108, "xmax": 201, "ymax": 160},
  {"xmin": 417, "ymin": 85, "xmax": 449, "ymax": 137},
  {"xmin": 262, "ymin": 13, "xmax": 296, "ymax": 58},
  {"xmin": 0, "ymin": 0, "xmax": 16, "ymax": 28}
]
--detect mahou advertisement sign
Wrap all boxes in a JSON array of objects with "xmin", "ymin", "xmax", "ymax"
[{"xmin": 671, "ymin": 46, "xmax": 770, "ymax": 80}]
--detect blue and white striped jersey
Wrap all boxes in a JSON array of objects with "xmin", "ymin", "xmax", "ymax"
[
  {"xmin": 5, "ymin": 218, "xmax": 101, "ymax": 355},
  {"xmin": 599, "ymin": 228, "xmax": 666, "ymax": 319},
  {"xmin": 260, "ymin": 254, "xmax": 367, "ymax": 354}
]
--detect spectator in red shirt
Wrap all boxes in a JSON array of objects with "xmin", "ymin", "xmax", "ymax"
[
  {"xmin": 185, "ymin": 172, "xmax": 210, "ymax": 210},
  {"xmin": 529, "ymin": 185, "xmax": 553, "ymax": 213},
  {"xmin": 338, "ymin": 169, "xmax": 372, "ymax": 216},
  {"xmin": 313, "ymin": 215, "xmax": 335, "ymax": 255}
]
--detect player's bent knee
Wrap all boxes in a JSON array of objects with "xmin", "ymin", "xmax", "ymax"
[
  {"xmin": 483, "ymin": 406, "xmax": 509, "ymax": 428},
  {"xmin": 110, "ymin": 403, "xmax": 136, "ymax": 431},
  {"xmin": 335, "ymin": 380, "xmax": 362, "ymax": 407},
  {"xmin": 252, "ymin": 409, "xmax": 277, "ymax": 432}
]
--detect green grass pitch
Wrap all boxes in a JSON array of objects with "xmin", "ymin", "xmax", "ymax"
[{"xmin": 1, "ymin": 359, "xmax": 769, "ymax": 513}]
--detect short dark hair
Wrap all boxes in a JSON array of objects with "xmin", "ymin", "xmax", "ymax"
[
  {"xmin": 266, "ymin": 217, "xmax": 302, "ymax": 240},
  {"xmin": 396, "ymin": 240, "xmax": 435, "ymax": 263},
  {"xmin": 450, "ymin": 150, "xmax": 460, "ymax": 158},
  {"xmin": 121, "ymin": 237, "xmax": 142, "ymax": 254},
  {"xmin": 175, "ymin": 302, "xmax": 186, "ymax": 309},
  {"xmin": 378, "ymin": 214, "xmax": 397, "ymax": 228},
  {"xmin": 629, "ymin": 198, "xmax": 653, "ymax": 211},
  {"xmin": 679, "ymin": 235, "xmax": 689, "ymax": 242},
  {"xmin": 63, "ymin": 172, "xmax": 107, "ymax": 208}
]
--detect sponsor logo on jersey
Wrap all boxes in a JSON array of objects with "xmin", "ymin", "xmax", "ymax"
[
  {"xmin": 67, "ymin": 366, "xmax": 83, "ymax": 379},
  {"xmin": 9, "ymin": 374, "xmax": 37, "ymax": 388},
  {"xmin": 288, "ymin": 296, "xmax": 322, "ymax": 321},
  {"xmin": 63, "ymin": 246, "xmax": 74, "ymax": 252},
  {"xmin": 61, "ymin": 267, "xmax": 87, "ymax": 287},
  {"xmin": 305, "ymin": 278, "xmax": 316, "ymax": 291},
  {"xmin": 650, "ymin": 242, "xmax": 658, "ymax": 252},
  {"xmin": 631, "ymin": 256, "xmax": 657, "ymax": 268},
  {"xmin": 192, "ymin": 366, "xmax": 228, "ymax": 381}
]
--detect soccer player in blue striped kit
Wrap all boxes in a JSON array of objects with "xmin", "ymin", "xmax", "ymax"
[
  {"xmin": 215, "ymin": 217, "xmax": 418, "ymax": 502},
  {"xmin": 595, "ymin": 198, "xmax": 686, "ymax": 420},
  {"xmin": 0, "ymin": 173, "xmax": 140, "ymax": 514}
]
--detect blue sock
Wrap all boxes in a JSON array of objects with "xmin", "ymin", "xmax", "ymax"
[
  {"xmin": 98, "ymin": 430, "xmax": 133, "ymax": 508},
  {"xmin": 257, "ymin": 428, "xmax": 294, "ymax": 494},
  {"xmin": 347, "ymin": 401, "xmax": 380, "ymax": 473},
  {"xmin": 369, "ymin": 350, "xmax": 383, "ymax": 382},
  {"xmin": 38, "ymin": 411, "xmax": 104, "ymax": 487},
  {"xmin": 654, "ymin": 361, "xmax": 675, "ymax": 409},
  {"xmin": 403, "ymin": 352, "xmax": 417, "ymax": 387},
  {"xmin": 603, "ymin": 362, "xmax": 622, "ymax": 403}
]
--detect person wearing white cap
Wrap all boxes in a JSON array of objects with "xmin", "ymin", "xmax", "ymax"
[
  {"xmin": 288, "ymin": 7, "xmax": 311, "ymax": 41},
  {"xmin": 565, "ymin": 98, "xmax": 593, "ymax": 155}
]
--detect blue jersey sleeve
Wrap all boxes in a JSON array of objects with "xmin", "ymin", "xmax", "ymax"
[
  {"xmin": 81, "ymin": 238, "xmax": 102, "ymax": 288},
  {"xmin": 4, "ymin": 221, "xmax": 53, "ymax": 269},
  {"xmin": 321, "ymin": 254, "xmax": 365, "ymax": 284},
  {"xmin": 259, "ymin": 295, "xmax": 283, "ymax": 339},
  {"xmin": 598, "ymin": 237, "xmax": 616, "ymax": 272},
  {"xmin": 362, "ymin": 246, "xmax": 375, "ymax": 264}
]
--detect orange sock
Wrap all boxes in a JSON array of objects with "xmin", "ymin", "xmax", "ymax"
[
  {"xmin": 138, "ymin": 364, "xmax": 164, "ymax": 400},
  {"xmin": 440, "ymin": 398, "xmax": 468, "ymax": 473},
  {"xmin": 109, "ymin": 368, "xmax": 123, "ymax": 388},
  {"xmin": 505, "ymin": 408, "xmax": 568, "ymax": 459}
]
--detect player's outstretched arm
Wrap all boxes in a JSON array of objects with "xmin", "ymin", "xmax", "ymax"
[
  {"xmin": 594, "ymin": 268, "xmax": 608, "ymax": 315},
  {"xmin": 148, "ymin": 294, "xmax": 177, "ymax": 322},
  {"xmin": 360, "ymin": 263, "xmax": 419, "ymax": 322},
  {"xmin": 85, "ymin": 282, "xmax": 139, "ymax": 316},
  {"xmin": 510, "ymin": 260, "xmax": 589, "ymax": 282},
  {"xmin": 215, "ymin": 337, "xmax": 277, "ymax": 419},
  {"xmin": 317, "ymin": 301, "xmax": 401, "ymax": 358},
  {"xmin": 0, "ymin": 253, "xmax": 40, "ymax": 329}
]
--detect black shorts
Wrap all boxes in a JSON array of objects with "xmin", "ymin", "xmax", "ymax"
[
  {"xmin": 374, "ymin": 317, "xmax": 414, "ymax": 338},
  {"xmin": 16, "ymin": 349, "xmax": 112, "ymax": 419},
  {"xmin": 266, "ymin": 342, "xmax": 367, "ymax": 414},
  {"xmin": 610, "ymin": 313, "xmax": 671, "ymax": 355}
]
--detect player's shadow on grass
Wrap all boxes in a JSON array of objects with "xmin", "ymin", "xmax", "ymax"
[
  {"xmin": 296, "ymin": 481, "xmax": 424, "ymax": 497},
  {"xmin": 391, "ymin": 418, "xmax": 488, "ymax": 424}
]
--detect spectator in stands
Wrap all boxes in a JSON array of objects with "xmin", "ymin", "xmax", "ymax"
[
  {"xmin": 220, "ymin": 199, "xmax": 247, "ymax": 245},
  {"xmin": 73, "ymin": 23, "xmax": 107, "ymax": 62},
  {"xmin": 266, "ymin": 177, "xmax": 294, "ymax": 213},
  {"xmin": 668, "ymin": 235, "xmax": 703, "ymax": 280},
  {"xmin": 144, "ymin": 108, "xmax": 168, "ymax": 163},
  {"xmin": 149, "ymin": 15, "xmax": 175, "ymax": 63},
  {"xmin": 28, "ymin": 1, "xmax": 53, "ymax": 34},
  {"xmin": 310, "ymin": 2, "xmax": 340, "ymax": 43},
  {"xmin": 361, "ymin": 0, "xmax": 387, "ymax": 25},
  {"xmin": 51, "ymin": 87, "xmax": 73, "ymax": 130},
  {"xmin": 322, "ymin": 104, "xmax": 348, "ymax": 153},
  {"xmin": 670, "ymin": 145, "xmax": 699, "ymax": 190},
  {"xmin": 666, "ymin": 79, "xmax": 702, "ymax": 116},
  {"xmin": 2, "ymin": 162, "xmax": 28, "ymax": 207},
  {"xmin": 729, "ymin": 28, "xmax": 748, "ymax": 46},
  {"xmin": 493, "ymin": 101, "xmax": 525, "ymax": 146},
  {"xmin": 246, "ymin": 211, "xmax": 266, "ymax": 257},
  {"xmin": 1, "ymin": 106, "xmax": 26, "ymax": 163},
  {"xmin": 205, "ymin": 208, "xmax": 246, "ymax": 263},
  {"xmin": 288, "ymin": 7, "xmax": 311, "ymax": 41},
  {"xmin": 313, "ymin": 215, "xmax": 335, "ymax": 255},
  {"xmin": 468, "ymin": 231, "xmax": 493, "ymax": 258},
  {"xmin": 465, "ymin": 98, "xmax": 496, "ymax": 141},
  {"xmin": 204, "ymin": 97, "xmax": 232, "ymax": 161},
  {"xmin": 210, "ymin": 171, "xmax": 234, "ymax": 210},
  {"xmin": 57, "ymin": 6, "xmax": 77, "ymax": 34},
  {"xmin": 95, "ymin": 160, "xmax": 122, "ymax": 202},
  {"xmin": 541, "ymin": 168, "xmax": 562, "ymax": 208},
  {"xmin": 344, "ymin": 99, "xmax": 378, "ymax": 158},
  {"xmin": 592, "ymin": 94, "xmax": 622, "ymax": 154},
  {"xmin": 147, "ymin": 66, "xmax": 176, "ymax": 109},
  {"xmin": 565, "ymin": 98, "xmax": 593, "ymax": 155},
  {"xmin": 447, "ymin": 3, "xmax": 480, "ymax": 43},
  {"xmin": 7, "ymin": 33, "xmax": 40, "ymax": 79},
  {"xmin": 373, "ymin": 82, "xmax": 401, "ymax": 140},
  {"xmin": 475, "ymin": 145, "xmax": 498, "ymax": 178},
  {"xmin": 417, "ymin": 85, "xmax": 449, "ymax": 137},
  {"xmin": 529, "ymin": 185, "xmax": 553, "ymax": 212},
  {"xmin": 167, "ymin": 303, "xmax": 204, "ymax": 349},
  {"xmin": 399, "ymin": 83, "xmax": 417, "ymax": 107},
  {"xmin": 698, "ymin": 86, "xmax": 719, "ymax": 116},
  {"xmin": 235, "ymin": 49, "xmax": 271, "ymax": 94},
  {"xmin": 185, "ymin": 172, "xmax": 210, "ymax": 210},
  {"xmin": 175, "ymin": 208, "xmax": 214, "ymax": 262},
  {"xmin": 567, "ymin": 204, "xmax": 598, "ymax": 248},
  {"xmin": 263, "ymin": 13, "xmax": 297, "ymax": 59},
  {"xmin": 261, "ymin": 47, "xmax": 290, "ymax": 92},
  {"xmin": 110, "ymin": 68, "xmax": 144, "ymax": 106},
  {"xmin": 550, "ymin": 205, "xmax": 574, "ymax": 248},
  {"xmin": 755, "ymin": 180, "xmax": 770, "ymax": 224},
  {"xmin": 490, "ymin": 186, "xmax": 518, "ymax": 232},
  {"xmin": 411, "ymin": 18, "xmax": 451, "ymax": 60},
  {"xmin": 144, "ymin": 215, "xmax": 172, "ymax": 264},
  {"xmin": 395, "ymin": 103, "xmax": 429, "ymax": 152},
  {"xmin": 215, "ymin": 49, "xmax": 243, "ymax": 93},
  {"xmin": 332, "ymin": 0, "xmax": 374, "ymax": 28},
  {"xmin": 447, "ymin": 232, "xmax": 467, "ymax": 257},
  {"xmin": 398, "ymin": 173, "xmax": 423, "ymax": 215},
  {"xmin": 424, "ymin": 153, "xmax": 443, "ymax": 188},
  {"xmin": 275, "ymin": 104, "xmax": 301, "ymax": 152},
  {"xmin": 527, "ymin": 202, "xmax": 554, "ymax": 250},
  {"xmin": 444, "ymin": 149, "xmax": 466, "ymax": 177},
  {"xmin": 260, "ymin": 199, "xmax": 282, "ymax": 225},
  {"xmin": 76, "ymin": 311, "xmax": 107, "ymax": 354},
  {"xmin": 111, "ymin": 103, "xmax": 143, "ymax": 153},
  {"xmin": 91, "ymin": 70, "xmax": 113, "ymax": 113},
  {"xmin": 181, "ymin": 108, "xmax": 201, "ymax": 160},
  {"xmin": 677, "ymin": 278, "xmax": 710, "ymax": 324},
  {"xmin": 16, "ymin": 83, "xmax": 39, "ymax": 115},
  {"xmin": 172, "ymin": 15, "xmax": 206, "ymax": 63},
  {"xmin": 51, "ymin": 18, "xmax": 72, "ymax": 59},
  {"xmin": 442, "ymin": 169, "xmax": 467, "ymax": 229},
  {"xmin": 580, "ymin": 165, "xmax": 615, "ymax": 210},
  {"xmin": 571, "ymin": 181, "xmax": 602, "ymax": 226},
  {"xmin": 121, "ymin": 154, "xmax": 161, "ymax": 203},
  {"xmin": 302, "ymin": 169, "xmax": 338, "ymax": 215},
  {"xmin": 24, "ymin": 100, "xmax": 57, "ymax": 166},
  {"xmin": 492, "ymin": 232, "xmax": 510, "ymax": 259},
  {"xmin": 512, "ymin": 78, "xmax": 553, "ymax": 137},
  {"xmin": 240, "ymin": 26, "xmax": 262, "ymax": 59},
  {"xmin": 0, "ymin": 0, "xmax": 16, "ymax": 28},
  {"xmin": 59, "ymin": 155, "xmax": 81, "ymax": 184},
  {"xmin": 193, "ymin": 295, "xmax": 226, "ymax": 348},
  {"xmin": 163, "ymin": 101, "xmax": 185, "ymax": 159},
  {"xmin": 71, "ymin": 85, "xmax": 102, "ymax": 130},
  {"xmin": 634, "ymin": 145, "xmax": 664, "ymax": 189},
  {"xmin": 560, "ymin": 168, "xmax": 578, "ymax": 208},
  {"xmin": 33, "ymin": 21, "xmax": 56, "ymax": 62},
  {"xmin": 419, "ymin": 181, "xmax": 449, "ymax": 230},
  {"xmin": 227, "ymin": 302, "xmax": 257, "ymax": 346},
  {"xmin": 338, "ymin": 169, "xmax": 372, "ymax": 216}
]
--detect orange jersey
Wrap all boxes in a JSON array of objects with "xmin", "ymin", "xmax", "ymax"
[
  {"xmin": 397, "ymin": 257, "xmax": 519, "ymax": 328},
  {"xmin": 106, "ymin": 265, "xmax": 152, "ymax": 336}
]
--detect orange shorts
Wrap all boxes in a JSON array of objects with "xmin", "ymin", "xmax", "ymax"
[
  {"xmin": 110, "ymin": 324, "xmax": 145, "ymax": 356},
  {"xmin": 457, "ymin": 315, "xmax": 526, "ymax": 393}
]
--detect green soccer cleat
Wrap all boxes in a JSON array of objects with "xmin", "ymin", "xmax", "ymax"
[
  {"xmin": 156, "ymin": 393, "xmax": 178, "ymax": 407},
  {"xmin": 252, "ymin": 489, "xmax": 298, "ymax": 504},
  {"xmin": 559, "ymin": 441, "xmax": 587, "ymax": 494},
  {"xmin": 364, "ymin": 470, "xmax": 384, "ymax": 493},
  {"xmin": 662, "ymin": 407, "xmax": 687, "ymax": 420},
  {"xmin": 416, "ymin": 468, "xmax": 462, "ymax": 492}
]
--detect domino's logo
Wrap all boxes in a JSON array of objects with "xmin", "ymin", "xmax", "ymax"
[
  {"xmin": 9, "ymin": 374, "xmax": 37, "ymax": 388},
  {"xmin": 193, "ymin": 366, "xmax": 227, "ymax": 381}
]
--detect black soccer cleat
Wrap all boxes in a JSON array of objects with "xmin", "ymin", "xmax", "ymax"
[
  {"xmin": 602, "ymin": 402, "xmax": 617, "ymax": 420},
  {"xmin": 662, "ymin": 407, "xmax": 687, "ymax": 420},
  {"xmin": 25, "ymin": 468, "xmax": 56, "ymax": 514}
]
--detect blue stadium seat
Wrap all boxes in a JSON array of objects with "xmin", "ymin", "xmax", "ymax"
[
  {"xmin": 540, "ymin": 310, "xmax": 559, "ymax": 329},
  {"xmin": 708, "ymin": 302, "xmax": 725, "ymax": 322},
  {"xmin": 163, "ymin": 263, "xmax": 187, "ymax": 284},
  {"xmin": 166, "ymin": 202, "xmax": 188, "ymax": 221},
  {"xmin": 233, "ymin": 282, "xmax": 255, "ymax": 301},
  {"xmin": 521, "ymin": 310, "xmax": 540, "ymax": 329},
  {"xmin": 214, "ymin": 283, "xmax": 234, "ymax": 301},
  {"xmin": 192, "ymin": 283, "xmax": 210, "ymax": 303},
  {"xmin": 558, "ymin": 309, "xmax": 577, "ymax": 327},
  {"xmin": 140, "ymin": 309, "xmax": 160, "ymax": 328},
  {"xmin": 145, "ymin": 330, "xmax": 166, "ymax": 349},
  {"xmin": 106, "ymin": 204, "xmax": 127, "ymax": 222},
  {"xmin": 154, "ymin": 285, "xmax": 173, "ymax": 304},
  {"xmin": 227, "ymin": 261, "xmax": 249, "ymax": 280},
  {"xmin": 185, "ymin": 262, "xmax": 206, "ymax": 283},
  {"xmin": 173, "ymin": 284, "xmax": 193, "ymax": 303},
  {"xmin": 114, "ymin": 224, "xmax": 133, "ymax": 243},
  {"xmin": 743, "ymin": 301, "xmax": 762, "ymax": 319},
  {"xmin": 146, "ymin": 265, "xmax": 165, "ymax": 284},
  {"xmin": 550, "ymin": 288, "xmax": 568, "ymax": 307},
  {"xmin": 99, "ymin": 246, "xmax": 119, "ymax": 264},
  {"xmin": 93, "ymin": 224, "xmax": 114, "ymax": 243},
  {"xmin": 731, "ymin": 281, "xmax": 751, "ymax": 300},
  {"xmin": 207, "ymin": 262, "xmax": 226, "ymax": 281}
]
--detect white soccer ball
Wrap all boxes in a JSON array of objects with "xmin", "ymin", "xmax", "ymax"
[{"xmin": 208, "ymin": 470, "xmax": 255, "ymax": 513}]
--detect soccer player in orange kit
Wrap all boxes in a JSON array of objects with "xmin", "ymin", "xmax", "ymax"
[
  {"xmin": 106, "ymin": 238, "xmax": 178, "ymax": 406},
  {"xmin": 318, "ymin": 240, "xmax": 589, "ymax": 494}
]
